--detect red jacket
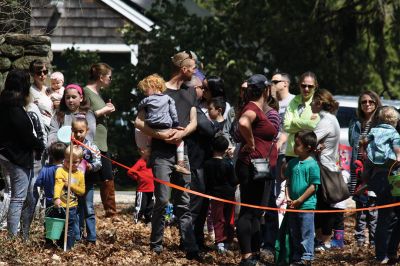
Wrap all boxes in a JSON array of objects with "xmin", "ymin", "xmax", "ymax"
[{"xmin": 127, "ymin": 158, "xmax": 155, "ymax": 192}]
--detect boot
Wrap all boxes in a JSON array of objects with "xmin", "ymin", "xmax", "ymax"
[
  {"xmin": 100, "ymin": 179, "xmax": 117, "ymax": 217},
  {"xmin": 330, "ymin": 229, "xmax": 344, "ymax": 248}
]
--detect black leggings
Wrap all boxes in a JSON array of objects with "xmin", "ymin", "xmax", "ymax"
[{"xmin": 236, "ymin": 160, "xmax": 272, "ymax": 254}]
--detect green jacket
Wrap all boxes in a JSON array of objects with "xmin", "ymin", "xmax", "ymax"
[{"xmin": 283, "ymin": 94, "xmax": 320, "ymax": 157}]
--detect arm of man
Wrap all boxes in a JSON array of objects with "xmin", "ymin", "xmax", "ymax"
[{"xmin": 165, "ymin": 106, "xmax": 197, "ymax": 144}]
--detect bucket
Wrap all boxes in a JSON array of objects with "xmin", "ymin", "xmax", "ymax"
[
  {"xmin": 388, "ymin": 174, "xmax": 400, "ymax": 197},
  {"xmin": 45, "ymin": 216, "xmax": 65, "ymax": 240}
]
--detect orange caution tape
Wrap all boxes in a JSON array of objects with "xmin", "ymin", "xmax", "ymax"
[{"xmin": 72, "ymin": 138, "xmax": 400, "ymax": 213}]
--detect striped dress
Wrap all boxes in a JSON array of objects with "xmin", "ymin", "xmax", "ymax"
[{"xmin": 349, "ymin": 121, "xmax": 371, "ymax": 194}]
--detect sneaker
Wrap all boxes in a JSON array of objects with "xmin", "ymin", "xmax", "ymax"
[
  {"xmin": 376, "ymin": 257, "xmax": 389, "ymax": 264},
  {"xmin": 387, "ymin": 257, "xmax": 398, "ymax": 265},
  {"xmin": 175, "ymin": 162, "xmax": 191, "ymax": 175},
  {"xmin": 315, "ymin": 242, "xmax": 331, "ymax": 252},
  {"xmin": 151, "ymin": 246, "xmax": 163, "ymax": 254},
  {"xmin": 186, "ymin": 251, "xmax": 204, "ymax": 263},
  {"xmin": 217, "ymin": 242, "xmax": 226, "ymax": 254},
  {"xmin": 239, "ymin": 255, "xmax": 258, "ymax": 266}
]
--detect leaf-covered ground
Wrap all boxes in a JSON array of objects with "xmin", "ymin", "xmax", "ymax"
[{"xmin": 0, "ymin": 205, "xmax": 379, "ymax": 265}]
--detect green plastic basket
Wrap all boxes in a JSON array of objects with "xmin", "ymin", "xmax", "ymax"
[
  {"xmin": 45, "ymin": 215, "xmax": 65, "ymax": 240},
  {"xmin": 388, "ymin": 174, "xmax": 400, "ymax": 197}
]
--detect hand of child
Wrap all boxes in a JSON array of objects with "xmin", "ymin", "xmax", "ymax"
[
  {"xmin": 226, "ymin": 147, "xmax": 235, "ymax": 158},
  {"xmin": 175, "ymin": 126, "xmax": 185, "ymax": 131},
  {"xmin": 310, "ymin": 113, "xmax": 318, "ymax": 120},
  {"xmin": 289, "ymin": 199, "xmax": 302, "ymax": 209},
  {"xmin": 54, "ymin": 198, "xmax": 61, "ymax": 207}
]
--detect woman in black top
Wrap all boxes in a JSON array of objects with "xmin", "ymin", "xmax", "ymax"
[{"xmin": 0, "ymin": 69, "xmax": 44, "ymax": 238}]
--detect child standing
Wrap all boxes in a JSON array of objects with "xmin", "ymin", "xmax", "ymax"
[
  {"xmin": 285, "ymin": 130, "xmax": 320, "ymax": 265},
  {"xmin": 71, "ymin": 117, "xmax": 102, "ymax": 244},
  {"xmin": 204, "ymin": 135, "xmax": 237, "ymax": 253},
  {"xmin": 137, "ymin": 74, "xmax": 189, "ymax": 175},
  {"xmin": 35, "ymin": 141, "xmax": 66, "ymax": 245},
  {"xmin": 53, "ymin": 145, "xmax": 85, "ymax": 250},
  {"xmin": 127, "ymin": 147, "xmax": 155, "ymax": 224},
  {"xmin": 208, "ymin": 97, "xmax": 226, "ymax": 132},
  {"xmin": 48, "ymin": 72, "xmax": 65, "ymax": 110},
  {"xmin": 35, "ymin": 142, "xmax": 67, "ymax": 209}
]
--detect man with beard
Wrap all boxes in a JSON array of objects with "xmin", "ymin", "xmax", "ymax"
[{"xmin": 135, "ymin": 51, "xmax": 202, "ymax": 261}]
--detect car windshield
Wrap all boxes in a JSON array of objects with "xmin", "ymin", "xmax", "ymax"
[{"xmin": 337, "ymin": 106, "xmax": 356, "ymax": 128}]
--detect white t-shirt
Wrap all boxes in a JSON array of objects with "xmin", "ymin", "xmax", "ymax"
[
  {"xmin": 30, "ymin": 85, "xmax": 53, "ymax": 128},
  {"xmin": 314, "ymin": 110, "xmax": 340, "ymax": 172}
]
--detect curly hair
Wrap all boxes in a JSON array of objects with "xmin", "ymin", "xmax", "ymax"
[{"xmin": 137, "ymin": 74, "xmax": 166, "ymax": 94}]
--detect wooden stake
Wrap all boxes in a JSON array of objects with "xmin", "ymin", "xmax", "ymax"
[{"xmin": 63, "ymin": 135, "xmax": 73, "ymax": 251}]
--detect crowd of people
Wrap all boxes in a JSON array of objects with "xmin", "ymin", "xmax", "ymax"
[
  {"xmin": 0, "ymin": 60, "xmax": 116, "ymax": 250},
  {"xmin": 1, "ymin": 51, "xmax": 400, "ymax": 265}
]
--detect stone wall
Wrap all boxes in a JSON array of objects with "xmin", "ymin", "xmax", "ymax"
[{"xmin": 0, "ymin": 34, "xmax": 53, "ymax": 89}]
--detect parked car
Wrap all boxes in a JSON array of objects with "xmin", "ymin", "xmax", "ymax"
[{"xmin": 335, "ymin": 95, "xmax": 400, "ymax": 145}]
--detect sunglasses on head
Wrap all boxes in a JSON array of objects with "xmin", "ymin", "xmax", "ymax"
[
  {"xmin": 177, "ymin": 51, "xmax": 193, "ymax": 67},
  {"xmin": 361, "ymin": 100, "xmax": 376, "ymax": 105},
  {"xmin": 35, "ymin": 69, "xmax": 48, "ymax": 75},
  {"xmin": 300, "ymin": 84, "xmax": 315, "ymax": 89}
]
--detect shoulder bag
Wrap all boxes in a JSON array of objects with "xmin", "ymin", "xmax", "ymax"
[{"xmin": 250, "ymin": 141, "xmax": 275, "ymax": 181}]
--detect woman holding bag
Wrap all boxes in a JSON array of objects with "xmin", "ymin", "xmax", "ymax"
[
  {"xmin": 235, "ymin": 74, "xmax": 278, "ymax": 265},
  {"xmin": 310, "ymin": 89, "xmax": 344, "ymax": 251}
]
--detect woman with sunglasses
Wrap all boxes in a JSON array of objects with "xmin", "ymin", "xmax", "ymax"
[
  {"xmin": 283, "ymin": 71, "xmax": 320, "ymax": 161},
  {"xmin": 29, "ymin": 59, "xmax": 53, "ymax": 130},
  {"xmin": 348, "ymin": 90, "xmax": 381, "ymax": 250}
]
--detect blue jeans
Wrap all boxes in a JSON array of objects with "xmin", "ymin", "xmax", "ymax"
[
  {"xmin": 52, "ymin": 207, "xmax": 77, "ymax": 250},
  {"xmin": 149, "ymin": 150, "xmax": 198, "ymax": 253},
  {"xmin": 75, "ymin": 183, "xmax": 96, "ymax": 242},
  {"xmin": 0, "ymin": 158, "xmax": 33, "ymax": 237},
  {"xmin": 288, "ymin": 212, "xmax": 315, "ymax": 262}
]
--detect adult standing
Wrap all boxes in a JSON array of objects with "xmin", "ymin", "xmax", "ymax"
[
  {"xmin": 186, "ymin": 76, "xmax": 217, "ymax": 250},
  {"xmin": 135, "ymin": 51, "xmax": 202, "ymax": 261},
  {"xmin": 310, "ymin": 89, "xmax": 342, "ymax": 250},
  {"xmin": 283, "ymin": 71, "xmax": 320, "ymax": 160},
  {"xmin": 29, "ymin": 59, "xmax": 53, "ymax": 130},
  {"xmin": 235, "ymin": 74, "xmax": 278, "ymax": 265},
  {"xmin": 84, "ymin": 63, "xmax": 117, "ymax": 217},
  {"xmin": 0, "ymin": 69, "xmax": 44, "ymax": 238},
  {"xmin": 348, "ymin": 91, "xmax": 384, "ymax": 260}
]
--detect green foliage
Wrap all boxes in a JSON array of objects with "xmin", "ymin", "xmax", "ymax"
[
  {"xmin": 122, "ymin": 0, "xmax": 400, "ymax": 101},
  {"xmin": 58, "ymin": 47, "xmax": 100, "ymax": 85}
]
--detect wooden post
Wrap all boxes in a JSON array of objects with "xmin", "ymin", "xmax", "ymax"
[{"xmin": 63, "ymin": 136, "xmax": 73, "ymax": 251}]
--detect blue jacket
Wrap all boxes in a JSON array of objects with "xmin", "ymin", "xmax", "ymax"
[{"xmin": 35, "ymin": 164, "xmax": 60, "ymax": 206}]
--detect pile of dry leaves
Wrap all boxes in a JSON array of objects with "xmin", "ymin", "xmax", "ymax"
[{"xmin": 0, "ymin": 205, "xmax": 377, "ymax": 265}]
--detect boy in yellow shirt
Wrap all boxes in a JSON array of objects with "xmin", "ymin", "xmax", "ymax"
[{"xmin": 53, "ymin": 145, "xmax": 85, "ymax": 250}]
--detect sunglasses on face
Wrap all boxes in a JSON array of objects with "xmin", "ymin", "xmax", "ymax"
[
  {"xmin": 271, "ymin": 80, "xmax": 284, "ymax": 85},
  {"xmin": 361, "ymin": 100, "xmax": 376, "ymax": 105},
  {"xmin": 35, "ymin": 69, "xmax": 48, "ymax": 76},
  {"xmin": 300, "ymin": 84, "xmax": 315, "ymax": 89}
]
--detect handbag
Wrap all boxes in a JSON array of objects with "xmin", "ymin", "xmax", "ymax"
[
  {"xmin": 318, "ymin": 162, "xmax": 350, "ymax": 204},
  {"xmin": 250, "ymin": 142, "xmax": 275, "ymax": 181}
]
